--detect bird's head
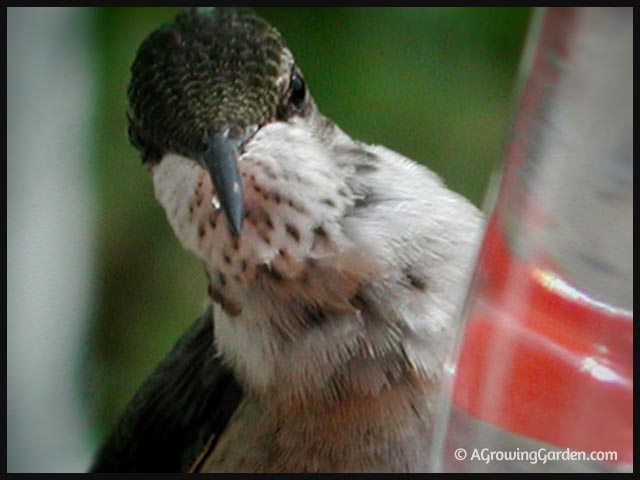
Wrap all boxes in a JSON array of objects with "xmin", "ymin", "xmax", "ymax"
[
  {"xmin": 128, "ymin": 8, "xmax": 312, "ymax": 237},
  {"xmin": 127, "ymin": 7, "xmax": 364, "ymax": 320}
]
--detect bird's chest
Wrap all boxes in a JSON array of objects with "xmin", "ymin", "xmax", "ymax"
[{"xmin": 193, "ymin": 389, "xmax": 435, "ymax": 473}]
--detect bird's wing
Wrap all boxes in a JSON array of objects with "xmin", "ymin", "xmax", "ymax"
[{"xmin": 89, "ymin": 305, "xmax": 243, "ymax": 472}]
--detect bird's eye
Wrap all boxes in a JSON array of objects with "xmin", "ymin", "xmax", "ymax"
[{"xmin": 290, "ymin": 72, "xmax": 306, "ymax": 107}]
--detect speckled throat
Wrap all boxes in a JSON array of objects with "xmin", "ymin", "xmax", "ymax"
[{"xmin": 150, "ymin": 115, "xmax": 375, "ymax": 332}]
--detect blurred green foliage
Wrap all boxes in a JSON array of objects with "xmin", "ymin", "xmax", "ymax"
[{"xmin": 85, "ymin": 7, "xmax": 531, "ymax": 445}]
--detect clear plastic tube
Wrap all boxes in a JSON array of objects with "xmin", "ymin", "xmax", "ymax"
[{"xmin": 430, "ymin": 7, "xmax": 633, "ymax": 473}]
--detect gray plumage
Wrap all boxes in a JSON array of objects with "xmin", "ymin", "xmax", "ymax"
[{"xmin": 92, "ymin": 7, "xmax": 482, "ymax": 473}]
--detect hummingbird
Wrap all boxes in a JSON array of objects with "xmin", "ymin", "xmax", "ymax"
[{"xmin": 91, "ymin": 7, "xmax": 482, "ymax": 473}]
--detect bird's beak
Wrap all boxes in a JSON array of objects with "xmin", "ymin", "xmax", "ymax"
[{"xmin": 201, "ymin": 125, "xmax": 258, "ymax": 237}]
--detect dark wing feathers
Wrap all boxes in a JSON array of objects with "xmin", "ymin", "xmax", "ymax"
[{"xmin": 90, "ymin": 306, "xmax": 243, "ymax": 472}]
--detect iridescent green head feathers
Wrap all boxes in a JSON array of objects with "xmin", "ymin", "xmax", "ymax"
[{"xmin": 127, "ymin": 8, "xmax": 306, "ymax": 162}]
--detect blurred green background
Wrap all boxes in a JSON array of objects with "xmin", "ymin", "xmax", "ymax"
[{"xmin": 8, "ymin": 7, "xmax": 532, "ymax": 471}]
